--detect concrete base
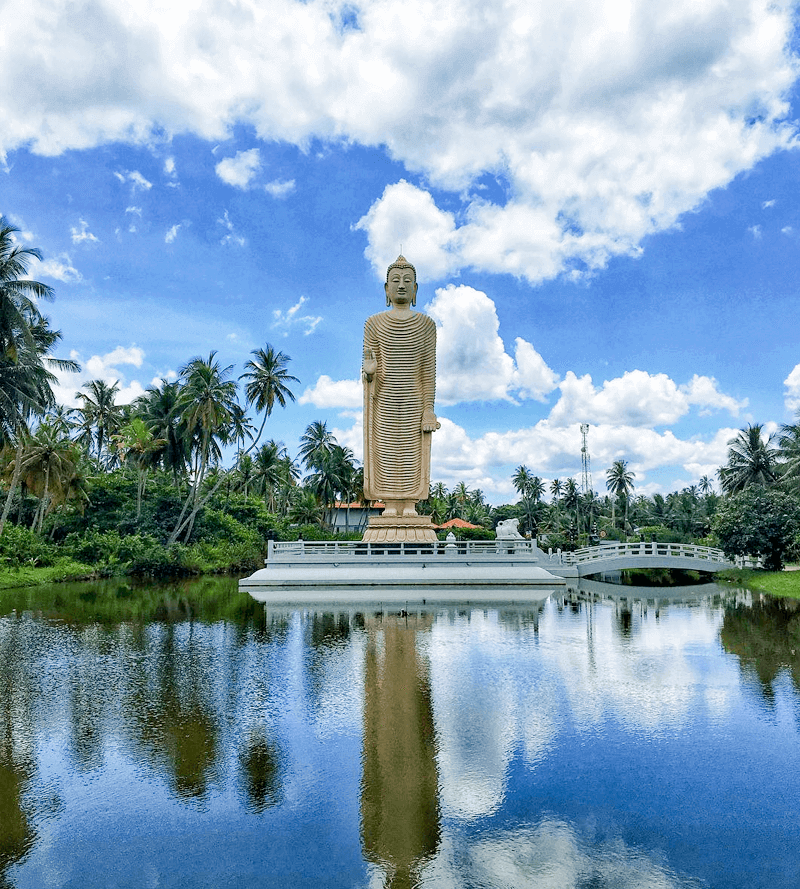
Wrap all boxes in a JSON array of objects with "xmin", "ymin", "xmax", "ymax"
[
  {"xmin": 362, "ymin": 514, "xmax": 437, "ymax": 543},
  {"xmin": 239, "ymin": 539, "xmax": 571, "ymax": 605},
  {"xmin": 241, "ymin": 562, "xmax": 566, "ymax": 605},
  {"xmin": 241, "ymin": 564, "xmax": 562, "ymax": 604}
]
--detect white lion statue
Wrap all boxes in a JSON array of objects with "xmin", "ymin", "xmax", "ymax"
[{"xmin": 495, "ymin": 518, "xmax": 524, "ymax": 539}]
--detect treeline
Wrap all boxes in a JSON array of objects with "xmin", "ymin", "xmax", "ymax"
[{"xmin": 2, "ymin": 216, "xmax": 799, "ymax": 579}]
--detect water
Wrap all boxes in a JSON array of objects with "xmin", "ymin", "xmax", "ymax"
[{"xmin": 1, "ymin": 577, "xmax": 798, "ymax": 888}]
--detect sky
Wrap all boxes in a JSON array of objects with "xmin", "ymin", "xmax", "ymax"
[{"xmin": 2, "ymin": 0, "xmax": 800, "ymax": 505}]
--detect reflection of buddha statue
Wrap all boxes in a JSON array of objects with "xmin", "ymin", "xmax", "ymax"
[
  {"xmin": 362, "ymin": 257, "xmax": 440, "ymax": 542},
  {"xmin": 360, "ymin": 614, "xmax": 440, "ymax": 887}
]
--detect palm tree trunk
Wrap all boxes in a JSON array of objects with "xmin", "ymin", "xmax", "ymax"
[
  {"xmin": 0, "ymin": 436, "xmax": 24, "ymax": 536},
  {"xmin": 136, "ymin": 469, "xmax": 145, "ymax": 521}
]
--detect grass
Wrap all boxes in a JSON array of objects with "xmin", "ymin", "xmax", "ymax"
[
  {"xmin": 0, "ymin": 559, "xmax": 97, "ymax": 589},
  {"xmin": 716, "ymin": 567, "xmax": 800, "ymax": 600}
]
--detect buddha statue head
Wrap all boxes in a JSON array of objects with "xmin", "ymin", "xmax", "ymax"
[{"xmin": 385, "ymin": 255, "xmax": 417, "ymax": 307}]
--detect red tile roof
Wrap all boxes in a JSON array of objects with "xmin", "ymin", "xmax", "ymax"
[{"xmin": 435, "ymin": 518, "xmax": 482, "ymax": 529}]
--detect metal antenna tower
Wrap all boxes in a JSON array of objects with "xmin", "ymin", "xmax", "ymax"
[{"xmin": 580, "ymin": 423, "xmax": 592, "ymax": 495}]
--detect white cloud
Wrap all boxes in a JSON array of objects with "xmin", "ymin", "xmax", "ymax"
[
  {"xmin": 114, "ymin": 170, "xmax": 152, "ymax": 191},
  {"xmin": 53, "ymin": 345, "xmax": 147, "ymax": 408},
  {"xmin": 785, "ymin": 363, "xmax": 800, "ymax": 414},
  {"xmin": 354, "ymin": 180, "xmax": 459, "ymax": 281},
  {"xmin": 4, "ymin": 213, "xmax": 34, "ymax": 242},
  {"xmin": 748, "ymin": 224, "xmax": 762, "ymax": 239},
  {"xmin": 217, "ymin": 210, "xmax": 246, "ymax": 247},
  {"xmin": 426, "ymin": 284, "xmax": 559, "ymax": 404},
  {"xmin": 215, "ymin": 148, "xmax": 261, "ymax": 188},
  {"xmin": 151, "ymin": 369, "xmax": 177, "ymax": 386},
  {"xmin": 70, "ymin": 219, "xmax": 98, "ymax": 244},
  {"xmin": 299, "ymin": 375, "xmax": 361, "ymax": 408},
  {"xmin": 428, "ymin": 416, "xmax": 736, "ymax": 502},
  {"xmin": 125, "ymin": 206, "xmax": 142, "ymax": 216},
  {"xmin": 29, "ymin": 253, "xmax": 82, "ymax": 283},
  {"xmin": 165, "ymin": 223, "xmax": 180, "ymax": 243},
  {"xmin": 762, "ymin": 199, "xmax": 776, "ymax": 209},
  {"xmin": 681, "ymin": 374, "xmax": 747, "ymax": 416},
  {"xmin": 164, "ymin": 156, "xmax": 176, "ymax": 176},
  {"xmin": 548, "ymin": 369, "xmax": 745, "ymax": 429},
  {"xmin": 264, "ymin": 178, "xmax": 295, "ymax": 198},
  {"xmin": 1, "ymin": 1, "xmax": 796, "ymax": 284},
  {"xmin": 271, "ymin": 295, "xmax": 322, "ymax": 335}
]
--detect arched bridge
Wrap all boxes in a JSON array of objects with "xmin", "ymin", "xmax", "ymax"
[{"xmin": 548, "ymin": 542, "xmax": 733, "ymax": 577}]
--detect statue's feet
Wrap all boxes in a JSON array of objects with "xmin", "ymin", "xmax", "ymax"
[{"xmin": 401, "ymin": 500, "xmax": 418, "ymax": 517}]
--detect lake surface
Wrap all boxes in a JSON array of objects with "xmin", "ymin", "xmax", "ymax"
[{"xmin": 1, "ymin": 577, "xmax": 798, "ymax": 888}]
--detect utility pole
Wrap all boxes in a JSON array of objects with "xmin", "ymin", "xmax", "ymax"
[
  {"xmin": 580, "ymin": 424, "xmax": 593, "ymax": 540},
  {"xmin": 580, "ymin": 424, "xmax": 592, "ymax": 496}
]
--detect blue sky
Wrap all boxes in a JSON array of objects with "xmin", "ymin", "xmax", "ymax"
[{"xmin": 2, "ymin": 0, "xmax": 800, "ymax": 504}]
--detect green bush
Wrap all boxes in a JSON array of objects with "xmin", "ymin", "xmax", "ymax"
[
  {"xmin": 210, "ymin": 494, "xmax": 287, "ymax": 541},
  {"xmin": 0, "ymin": 523, "xmax": 59, "ymax": 567},
  {"xmin": 631, "ymin": 525, "xmax": 685, "ymax": 544},
  {"xmin": 117, "ymin": 534, "xmax": 187, "ymax": 576},
  {"xmin": 62, "ymin": 529, "xmax": 123, "ymax": 565}
]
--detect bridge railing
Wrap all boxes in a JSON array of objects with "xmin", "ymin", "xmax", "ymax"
[{"xmin": 555, "ymin": 542, "xmax": 729, "ymax": 566}]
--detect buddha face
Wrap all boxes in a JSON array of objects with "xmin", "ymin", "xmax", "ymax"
[{"xmin": 385, "ymin": 266, "xmax": 417, "ymax": 308}]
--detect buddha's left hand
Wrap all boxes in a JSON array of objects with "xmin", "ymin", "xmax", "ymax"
[{"xmin": 421, "ymin": 409, "xmax": 440, "ymax": 432}]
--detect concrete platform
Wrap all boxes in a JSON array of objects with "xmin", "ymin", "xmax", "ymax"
[{"xmin": 239, "ymin": 539, "xmax": 569, "ymax": 604}]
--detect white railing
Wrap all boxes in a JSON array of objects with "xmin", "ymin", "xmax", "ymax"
[
  {"xmin": 266, "ymin": 539, "xmax": 734, "ymax": 570},
  {"xmin": 556, "ymin": 542, "xmax": 729, "ymax": 566},
  {"xmin": 268, "ymin": 539, "xmax": 537, "ymax": 561}
]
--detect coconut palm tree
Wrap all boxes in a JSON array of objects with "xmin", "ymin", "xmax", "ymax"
[
  {"xmin": 18, "ymin": 422, "xmax": 82, "ymax": 534},
  {"xmin": 250, "ymin": 440, "xmax": 282, "ymax": 510},
  {"xmin": 75, "ymin": 379, "xmax": 123, "ymax": 467},
  {"xmin": 239, "ymin": 345, "xmax": 299, "ymax": 454},
  {"xmin": 289, "ymin": 488, "xmax": 324, "ymax": 526},
  {"xmin": 134, "ymin": 379, "xmax": 189, "ymax": 483},
  {"xmin": 0, "ymin": 224, "xmax": 78, "ymax": 535},
  {"xmin": 0, "ymin": 218, "xmax": 55, "ymax": 364},
  {"xmin": 305, "ymin": 444, "xmax": 355, "ymax": 529},
  {"xmin": 298, "ymin": 420, "xmax": 336, "ymax": 472},
  {"xmin": 512, "ymin": 465, "xmax": 533, "ymax": 499},
  {"xmin": 718, "ymin": 424, "xmax": 778, "ymax": 495},
  {"xmin": 606, "ymin": 459, "xmax": 635, "ymax": 531},
  {"xmin": 113, "ymin": 416, "xmax": 166, "ymax": 520},
  {"xmin": 430, "ymin": 482, "xmax": 448, "ymax": 501},
  {"xmin": 234, "ymin": 452, "xmax": 255, "ymax": 499},
  {"xmin": 777, "ymin": 414, "xmax": 800, "ymax": 493},
  {"xmin": 168, "ymin": 352, "xmax": 239, "ymax": 544}
]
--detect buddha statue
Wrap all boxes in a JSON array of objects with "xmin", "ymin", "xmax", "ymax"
[{"xmin": 362, "ymin": 256, "xmax": 439, "ymax": 532}]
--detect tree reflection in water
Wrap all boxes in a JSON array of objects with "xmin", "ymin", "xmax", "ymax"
[
  {"xmin": 0, "ymin": 618, "xmax": 37, "ymax": 886},
  {"xmin": 123, "ymin": 624, "xmax": 220, "ymax": 801},
  {"xmin": 721, "ymin": 593, "xmax": 800, "ymax": 708},
  {"xmin": 0, "ymin": 581, "xmax": 798, "ymax": 888}
]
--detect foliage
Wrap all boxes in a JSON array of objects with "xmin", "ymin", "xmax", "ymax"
[
  {"xmin": 0, "ymin": 559, "xmax": 96, "ymax": 589},
  {"xmin": 0, "ymin": 522, "xmax": 59, "ymax": 567},
  {"xmin": 719, "ymin": 424, "xmax": 778, "ymax": 494},
  {"xmin": 631, "ymin": 525, "xmax": 687, "ymax": 544},
  {"xmin": 712, "ymin": 488, "xmax": 800, "ymax": 571}
]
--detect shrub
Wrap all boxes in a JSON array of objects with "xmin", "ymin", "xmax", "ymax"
[
  {"xmin": 117, "ymin": 534, "xmax": 187, "ymax": 576},
  {"xmin": 62, "ymin": 529, "xmax": 123, "ymax": 565},
  {"xmin": 0, "ymin": 523, "xmax": 59, "ymax": 567},
  {"xmin": 632, "ymin": 525, "xmax": 685, "ymax": 544}
]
